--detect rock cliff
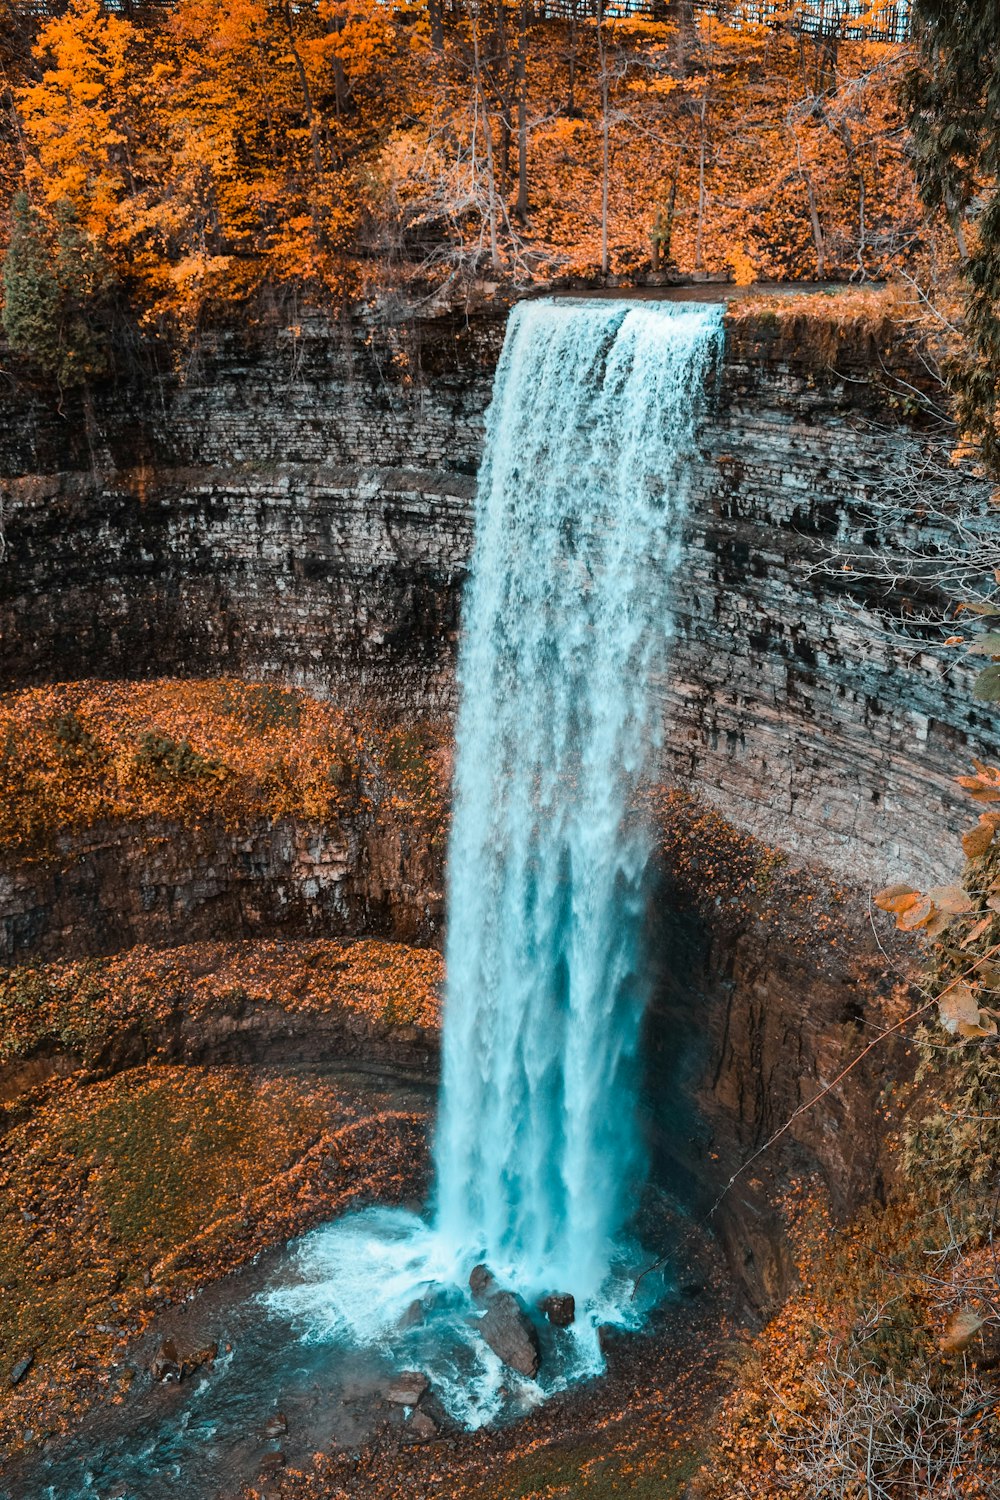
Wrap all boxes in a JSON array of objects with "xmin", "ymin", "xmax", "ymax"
[
  {"xmin": 0, "ymin": 299, "xmax": 988, "ymax": 1306},
  {"xmin": 0, "ymin": 303, "xmax": 986, "ymax": 886}
]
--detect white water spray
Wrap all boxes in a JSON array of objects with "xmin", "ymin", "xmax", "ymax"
[
  {"xmin": 435, "ymin": 297, "xmax": 721, "ymax": 1304},
  {"xmin": 266, "ymin": 297, "xmax": 722, "ymax": 1420}
]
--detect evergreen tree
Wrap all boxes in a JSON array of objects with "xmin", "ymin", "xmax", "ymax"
[{"xmin": 2, "ymin": 191, "xmax": 113, "ymax": 386}]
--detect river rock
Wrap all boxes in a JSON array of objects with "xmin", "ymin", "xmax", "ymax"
[
  {"xmin": 400, "ymin": 1298, "xmax": 425, "ymax": 1330},
  {"xmin": 9, "ymin": 1354, "xmax": 33, "ymax": 1387},
  {"xmin": 538, "ymin": 1293, "xmax": 575, "ymax": 1328},
  {"xmin": 150, "ymin": 1337, "xmax": 218, "ymax": 1382},
  {"xmin": 408, "ymin": 1408, "xmax": 438, "ymax": 1440},
  {"xmin": 386, "ymin": 1370, "xmax": 429, "ymax": 1406},
  {"xmin": 150, "ymin": 1339, "xmax": 182, "ymax": 1382},
  {"xmin": 469, "ymin": 1263, "xmax": 496, "ymax": 1301},
  {"xmin": 478, "ymin": 1291, "xmax": 541, "ymax": 1379}
]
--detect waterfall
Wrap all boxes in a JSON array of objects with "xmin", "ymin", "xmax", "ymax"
[
  {"xmin": 434, "ymin": 297, "xmax": 722, "ymax": 1304},
  {"xmin": 265, "ymin": 297, "xmax": 722, "ymax": 1424}
]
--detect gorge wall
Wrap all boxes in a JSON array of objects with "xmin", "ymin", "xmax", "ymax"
[
  {"xmin": 0, "ymin": 297, "xmax": 990, "ymax": 1307},
  {"xmin": 0, "ymin": 299, "xmax": 987, "ymax": 890}
]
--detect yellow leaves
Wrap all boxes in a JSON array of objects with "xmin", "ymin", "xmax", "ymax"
[
  {"xmin": 18, "ymin": 0, "xmax": 139, "ymax": 242},
  {"xmin": 955, "ymin": 764, "xmax": 1000, "ymax": 859},
  {"xmin": 875, "ymin": 883, "xmax": 977, "ymax": 945},
  {"xmin": 874, "ymin": 883, "xmax": 922, "ymax": 915},
  {"xmin": 963, "ymin": 816, "xmax": 998, "ymax": 860},
  {"xmin": 957, "ymin": 760, "xmax": 1000, "ymax": 802},
  {"xmin": 728, "ymin": 244, "xmax": 756, "ymax": 287},
  {"xmin": 897, "ymin": 895, "xmax": 935, "ymax": 931},
  {"xmin": 627, "ymin": 77, "xmax": 679, "ymax": 99},
  {"xmin": 926, "ymin": 885, "xmax": 975, "ymax": 916},
  {"xmin": 0, "ymin": 678, "xmax": 448, "ymax": 857},
  {"xmin": 937, "ymin": 982, "xmax": 987, "ymax": 1037}
]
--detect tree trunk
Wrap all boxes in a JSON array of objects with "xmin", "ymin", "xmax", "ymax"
[
  {"xmin": 472, "ymin": 17, "xmax": 500, "ymax": 270},
  {"xmin": 514, "ymin": 0, "xmax": 528, "ymax": 220},
  {"xmin": 800, "ymin": 163, "xmax": 826, "ymax": 278},
  {"xmin": 428, "ymin": 0, "xmax": 444, "ymax": 50},
  {"xmin": 282, "ymin": 1, "xmax": 323, "ymax": 180},
  {"xmin": 565, "ymin": 0, "xmax": 578, "ymax": 115},
  {"xmin": 694, "ymin": 94, "xmax": 707, "ymax": 271},
  {"xmin": 598, "ymin": 0, "xmax": 609, "ymax": 276}
]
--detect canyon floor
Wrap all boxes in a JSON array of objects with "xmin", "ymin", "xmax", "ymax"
[{"xmin": 0, "ymin": 935, "xmax": 740, "ymax": 1500}]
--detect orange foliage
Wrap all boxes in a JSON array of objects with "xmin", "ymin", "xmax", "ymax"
[
  {"xmin": 0, "ymin": 936, "xmax": 442, "ymax": 1067},
  {"xmin": 0, "ymin": 4, "xmax": 934, "ymax": 328},
  {"xmin": 0, "ymin": 678, "xmax": 449, "ymax": 856}
]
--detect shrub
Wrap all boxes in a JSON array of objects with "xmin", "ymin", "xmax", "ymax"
[{"xmin": 2, "ymin": 192, "xmax": 116, "ymax": 386}]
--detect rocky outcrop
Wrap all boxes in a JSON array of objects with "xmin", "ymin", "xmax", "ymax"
[
  {"xmin": 0, "ymin": 987, "xmax": 438, "ymax": 1115},
  {"xmin": 643, "ymin": 829, "xmax": 911, "ymax": 1310},
  {"xmin": 538, "ymin": 1294, "xmax": 575, "ymax": 1328},
  {"xmin": 0, "ymin": 808, "xmax": 441, "ymax": 968}
]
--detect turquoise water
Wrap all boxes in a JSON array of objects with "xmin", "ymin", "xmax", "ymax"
[
  {"xmin": 267, "ymin": 298, "xmax": 722, "ymax": 1419},
  {"xmin": 6, "ymin": 298, "xmax": 723, "ymax": 1497}
]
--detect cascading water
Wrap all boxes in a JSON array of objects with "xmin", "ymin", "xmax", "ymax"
[
  {"xmin": 266, "ymin": 297, "xmax": 722, "ymax": 1424},
  {"xmin": 435, "ymin": 297, "xmax": 721, "ymax": 1304}
]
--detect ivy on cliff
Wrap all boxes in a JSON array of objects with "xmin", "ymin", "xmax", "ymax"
[{"xmin": 908, "ymin": 3, "xmax": 1000, "ymax": 472}]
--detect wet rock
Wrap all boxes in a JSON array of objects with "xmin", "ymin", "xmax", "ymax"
[
  {"xmin": 478, "ymin": 1291, "xmax": 541, "ymax": 1379},
  {"xmin": 386, "ymin": 1370, "xmax": 429, "ymax": 1406},
  {"xmin": 150, "ymin": 1337, "xmax": 218, "ymax": 1383},
  {"xmin": 185, "ymin": 1342, "xmax": 218, "ymax": 1377},
  {"xmin": 400, "ymin": 1298, "xmax": 425, "ymax": 1330},
  {"xmin": 10, "ymin": 1354, "xmax": 33, "ymax": 1387},
  {"xmin": 469, "ymin": 1263, "xmax": 496, "ymax": 1302},
  {"xmin": 408, "ymin": 1409, "xmax": 438, "ymax": 1441},
  {"xmin": 150, "ymin": 1340, "xmax": 182, "ymax": 1382},
  {"xmin": 538, "ymin": 1293, "xmax": 575, "ymax": 1328},
  {"xmin": 264, "ymin": 1412, "xmax": 288, "ymax": 1438}
]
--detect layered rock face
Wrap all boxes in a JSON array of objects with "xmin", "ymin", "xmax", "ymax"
[
  {"xmin": 0, "ymin": 305, "xmax": 987, "ymax": 887},
  {"xmin": 0, "ymin": 809, "xmax": 441, "ymax": 968},
  {"xmin": 0, "ymin": 302, "xmax": 990, "ymax": 1307},
  {"xmin": 0, "ymin": 317, "xmax": 493, "ymax": 714}
]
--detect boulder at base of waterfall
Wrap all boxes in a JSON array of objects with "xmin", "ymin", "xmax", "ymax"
[
  {"xmin": 150, "ymin": 1339, "xmax": 182, "ymax": 1382},
  {"xmin": 538, "ymin": 1293, "xmax": 575, "ymax": 1328},
  {"xmin": 469, "ymin": 1263, "xmax": 497, "ymax": 1302},
  {"xmin": 400, "ymin": 1298, "xmax": 425, "ymax": 1330},
  {"xmin": 478, "ymin": 1292, "xmax": 541, "ymax": 1379},
  {"xmin": 408, "ymin": 1409, "xmax": 439, "ymax": 1441},
  {"xmin": 150, "ymin": 1337, "xmax": 218, "ymax": 1383},
  {"xmin": 386, "ymin": 1371, "xmax": 429, "ymax": 1406}
]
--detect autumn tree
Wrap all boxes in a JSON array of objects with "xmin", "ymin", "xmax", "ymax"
[{"xmin": 15, "ymin": 0, "xmax": 140, "ymax": 249}]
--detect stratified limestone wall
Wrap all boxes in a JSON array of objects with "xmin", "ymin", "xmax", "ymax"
[
  {"xmin": 0, "ymin": 315, "xmax": 496, "ymax": 711},
  {"xmin": 669, "ymin": 320, "xmax": 990, "ymax": 887},
  {"xmin": 0, "ymin": 806, "xmax": 443, "ymax": 968},
  {"xmin": 0, "ymin": 304, "xmax": 990, "ymax": 886}
]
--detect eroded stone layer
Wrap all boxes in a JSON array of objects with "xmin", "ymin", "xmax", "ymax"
[{"xmin": 0, "ymin": 306, "xmax": 990, "ymax": 883}]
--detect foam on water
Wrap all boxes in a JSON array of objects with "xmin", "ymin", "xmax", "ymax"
[{"xmin": 264, "ymin": 296, "xmax": 722, "ymax": 1422}]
